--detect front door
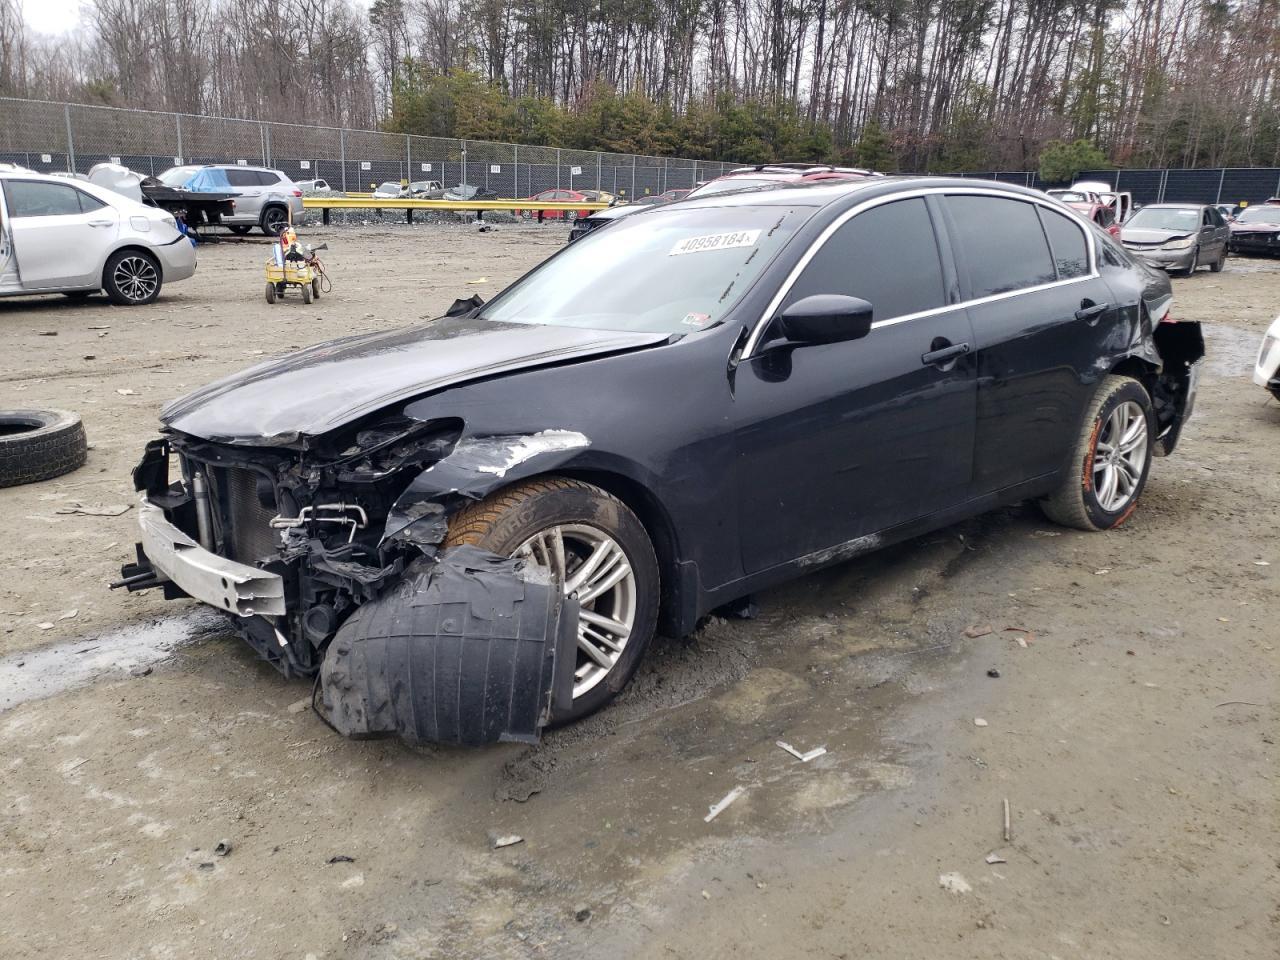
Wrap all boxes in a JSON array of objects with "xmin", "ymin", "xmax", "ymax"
[
  {"xmin": 3, "ymin": 179, "xmax": 117, "ymax": 289},
  {"xmin": 734, "ymin": 196, "xmax": 978, "ymax": 574}
]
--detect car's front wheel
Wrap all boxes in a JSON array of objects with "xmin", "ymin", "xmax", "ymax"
[
  {"xmin": 1041, "ymin": 375, "xmax": 1155, "ymax": 530},
  {"xmin": 445, "ymin": 477, "xmax": 659, "ymax": 723},
  {"xmin": 103, "ymin": 250, "xmax": 161, "ymax": 305}
]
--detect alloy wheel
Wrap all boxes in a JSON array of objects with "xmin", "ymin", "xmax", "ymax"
[
  {"xmin": 1092, "ymin": 400, "xmax": 1148, "ymax": 512},
  {"xmin": 513, "ymin": 523, "xmax": 637, "ymax": 698},
  {"xmin": 112, "ymin": 256, "xmax": 158, "ymax": 303}
]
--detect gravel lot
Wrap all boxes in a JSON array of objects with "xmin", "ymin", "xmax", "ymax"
[{"xmin": 0, "ymin": 223, "xmax": 1276, "ymax": 959}]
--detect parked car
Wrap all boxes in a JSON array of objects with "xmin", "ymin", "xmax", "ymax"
[
  {"xmin": 1213, "ymin": 202, "xmax": 1238, "ymax": 222},
  {"xmin": 1228, "ymin": 203, "xmax": 1280, "ymax": 256},
  {"xmin": 0, "ymin": 168, "xmax": 196, "ymax": 305},
  {"xmin": 1119, "ymin": 202, "xmax": 1230, "ymax": 273},
  {"xmin": 442, "ymin": 184, "xmax": 498, "ymax": 203},
  {"xmin": 579, "ymin": 189, "xmax": 618, "ymax": 204},
  {"xmin": 1255, "ymin": 315, "xmax": 1280, "ymax": 401},
  {"xmin": 372, "ymin": 181, "xmax": 407, "ymax": 199},
  {"xmin": 296, "ymin": 179, "xmax": 331, "ymax": 193},
  {"xmin": 1046, "ymin": 188, "xmax": 1121, "ymax": 236},
  {"xmin": 157, "ymin": 164, "xmax": 304, "ymax": 235},
  {"xmin": 119, "ymin": 178, "xmax": 1203, "ymax": 745},
  {"xmin": 518, "ymin": 189, "xmax": 592, "ymax": 220},
  {"xmin": 409, "ymin": 180, "xmax": 444, "ymax": 198}
]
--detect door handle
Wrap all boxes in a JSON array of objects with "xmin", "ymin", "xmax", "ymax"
[
  {"xmin": 88, "ymin": 219, "xmax": 113, "ymax": 227},
  {"xmin": 1075, "ymin": 300, "xmax": 1109, "ymax": 322},
  {"xmin": 921, "ymin": 342, "xmax": 970, "ymax": 366}
]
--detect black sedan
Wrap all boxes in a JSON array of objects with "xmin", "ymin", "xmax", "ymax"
[{"xmin": 120, "ymin": 178, "xmax": 1204, "ymax": 745}]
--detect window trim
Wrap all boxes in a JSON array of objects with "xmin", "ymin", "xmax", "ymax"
[{"xmin": 743, "ymin": 186, "xmax": 1099, "ymax": 358}]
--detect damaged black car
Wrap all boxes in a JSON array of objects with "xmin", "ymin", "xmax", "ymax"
[{"xmin": 117, "ymin": 178, "xmax": 1204, "ymax": 746}]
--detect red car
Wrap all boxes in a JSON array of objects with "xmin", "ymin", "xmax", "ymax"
[
  {"xmin": 518, "ymin": 189, "xmax": 592, "ymax": 221},
  {"xmin": 1046, "ymin": 189, "xmax": 1123, "ymax": 237}
]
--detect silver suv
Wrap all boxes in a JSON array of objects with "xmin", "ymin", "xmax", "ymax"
[{"xmin": 157, "ymin": 164, "xmax": 305, "ymax": 235}]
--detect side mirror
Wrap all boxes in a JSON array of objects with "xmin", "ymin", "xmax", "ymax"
[{"xmin": 777, "ymin": 295, "xmax": 874, "ymax": 345}]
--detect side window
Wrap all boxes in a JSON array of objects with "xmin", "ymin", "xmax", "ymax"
[
  {"xmin": 76, "ymin": 190, "xmax": 106, "ymax": 213},
  {"xmin": 255, "ymin": 171, "xmax": 281, "ymax": 186},
  {"xmin": 225, "ymin": 169, "xmax": 260, "ymax": 187},
  {"xmin": 944, "ymin": 195, "xmax": 1057, "ymax": 296},
  {"xmin": 786, "ymin": 197, "xmax": 947, "ymax": 321},
  {"xmin": 1202, "ymin": 209, "xmax": 1212, "ymax": 227},
  {"xmin": 1038, "ymin": 207, "xmax": 1090, "ymax": 279},
  {"xmin": 1207, "ymin": 207, "xmax": 1224, "ymax": 227},
  {"xmin": 1096, "ymin": 230, "xmax": 1132, "ymax": 269},
  {"xmin": 4, "ymin": 180, "xmax": 86, "ymax": 217}
]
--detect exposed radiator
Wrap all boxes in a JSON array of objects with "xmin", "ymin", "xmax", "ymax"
[{"xmin": 218, "ymin": 467, "xmax": 279, "ymax": 565}]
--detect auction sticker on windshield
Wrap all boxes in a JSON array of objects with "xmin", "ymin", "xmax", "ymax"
[{"xmin": 669, "ymin": 230, "xmax": 760, "ymax": 256}]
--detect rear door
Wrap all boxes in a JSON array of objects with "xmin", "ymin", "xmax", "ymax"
[
  {"xmin": 734, "ymin": 195, "xmax": 978, "ymax": 573},
  {"xmin": 4, "ymin": 179, "xmax": 118, "ymax": 289},
  {"xmin": 1202, "ymin": 206, "xmax": 1229, "ymax": 259},
  {"xmin": 225, "ymin": 168, "xmax": 264, "ymax": 219},
  {"xmin": 0, "ymin": 184, "xmax": 17, "ymax": 291},
  {"xmin": 942, "ymin": 193, "xmax": 1116, "ymax": 490}
]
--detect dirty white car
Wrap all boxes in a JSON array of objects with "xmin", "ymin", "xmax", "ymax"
[
  {"xmin": 0, "ymin": 169, "xmax": 196, "ymax": 305},
  {"xmin": 1255, "ymin": 315, "xmax": 1280, "ymax": 401}
]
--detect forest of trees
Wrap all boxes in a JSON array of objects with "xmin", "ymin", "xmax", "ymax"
[{"xmin": 1, "ymin": 0, "xmax": 1277, "ymax": 171}]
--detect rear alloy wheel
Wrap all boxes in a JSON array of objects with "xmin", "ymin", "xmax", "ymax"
[
  {"xmin": 103, "ymin": 250, "xmax": 161, "ymax": 305},
  {"xmin": 260, "ymin": 207, "xmax": 289, "ymax": 236},
  {"xmin": 1041, "ymin": 375, "xmax": 1154, "ymax": 531},
  {"xmin": 445, "ymin": 477, "xmax": 659, "ymax": 722}
]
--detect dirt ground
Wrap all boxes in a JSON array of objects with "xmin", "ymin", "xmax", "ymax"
[{"xmin": 0, "ymin": 222, "xmax": 1276, "ymax": 960}]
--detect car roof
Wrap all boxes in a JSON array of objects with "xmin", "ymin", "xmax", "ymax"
[{"xmin": 673, "ymin": 175, "xmax": 1046, "ymax": 209}]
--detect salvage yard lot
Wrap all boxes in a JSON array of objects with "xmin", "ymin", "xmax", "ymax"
[{"xmin": 1, "ymin": 224, "xmax": 1276, "ymax": 959}]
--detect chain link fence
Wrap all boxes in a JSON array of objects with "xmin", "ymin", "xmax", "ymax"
[
  {"xmin": 0, "ymin": 97, "xmax": 736, "ymax": 200},
  {"xmin": 951, "ymin": 168, "xmax": 1280, "ymax": 206}
]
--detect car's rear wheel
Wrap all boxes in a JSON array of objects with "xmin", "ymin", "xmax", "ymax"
[
  {"xmin": 103, "ymin": 250, "xmax": 161, "ymax": 305},
  {"xmin": 260, "ymin": 206, "xmax": 289, "ymax": 236},
  {"xmin": 1041, "ymin": 375, "xmax": 1154, "ymax": 531},
  {"xmin": 445, "ymin": 477, "xmax": 659, "ymax": 723},
  {"xmin": 227, "ymin": 225, "xmax": 252, "ymax": 236}
]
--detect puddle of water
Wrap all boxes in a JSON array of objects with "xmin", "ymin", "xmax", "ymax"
[
  {"xmin": 0, "ymin": 611, "xmax": 226, "ymax": 712},
  {"xmin": 1203, "ymin": 322, "xmax": 1262, "ymax": 378}
]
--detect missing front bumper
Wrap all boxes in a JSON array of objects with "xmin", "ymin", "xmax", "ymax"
[{"xmin": 134, "ymin": 497, "xmax": 286, "ymax": 616}]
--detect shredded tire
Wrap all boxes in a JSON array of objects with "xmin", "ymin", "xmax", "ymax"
[
  {"xmin": 1040, "ymin": 375, "xmax": 1153, "ymax": 531},
  {"xmin": 446, "ymin": 476, "xmax": 660, "ymax": 723},
  {"xmin": 0, "ymin": 409, "xmax": 87, "ymax": 488}
]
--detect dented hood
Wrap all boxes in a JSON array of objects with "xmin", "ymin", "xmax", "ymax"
[{"xmin": 161, "ymin": 316, "xmax": 669, "ymax": 445}]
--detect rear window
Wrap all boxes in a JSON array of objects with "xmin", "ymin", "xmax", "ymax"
[
  {"xmin": 945, "ymin": 195, "xmax": 1057, "ymax": 297},
  {"xmin": 1037, "ymin": 207, "xmax": 1090, "ymax": 279}
]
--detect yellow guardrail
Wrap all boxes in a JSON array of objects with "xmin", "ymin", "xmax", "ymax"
[{"xmin": 302, "ymin": 195, "xmax": 612, "ymax": 224}]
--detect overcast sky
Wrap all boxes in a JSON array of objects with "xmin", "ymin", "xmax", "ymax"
[{"xmin": 21, "ymin": 0, "xmax": 371, "ymax": 36}]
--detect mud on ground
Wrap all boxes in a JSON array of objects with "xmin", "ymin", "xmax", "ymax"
[{"xmin": 0, "ymin": 225, "xmax": 1276, "ymax": 959}]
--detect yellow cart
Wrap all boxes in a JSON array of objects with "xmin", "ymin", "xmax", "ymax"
[{"xmin": 264, "ymin": 259, "xmax": 321, "ymax": 304}]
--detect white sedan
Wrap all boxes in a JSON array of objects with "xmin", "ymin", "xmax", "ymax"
[
  {"xmin": 1256, "ymin": 315, "xmax": 1280, "ymax": 401},
  {"xmin": 0, "ymin": 168, "xmax": 196, "ymax": 305}
]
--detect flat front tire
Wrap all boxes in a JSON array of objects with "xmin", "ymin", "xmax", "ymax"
[
  {"xmin": 1041, "ymin": 375, "xmax": 1155, "ymax": 531},
  {"xmin": 445, "ymin": 477, "xmax": 660, "ymax": 723}
]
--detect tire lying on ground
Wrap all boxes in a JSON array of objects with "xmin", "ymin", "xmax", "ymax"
[{"xmin": 0, "ymin": 409, "xmax": 88, "ymax": 487}]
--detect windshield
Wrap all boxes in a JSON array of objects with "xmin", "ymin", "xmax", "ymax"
[
  {"xmin": 1126, "ymin": 207, "xmax": 1201, "ymax": 232},
  {"xmin": 687, "ymin": 176, "xmax": 780, "ymax": 198},
  {"xmin": 157, "ymin": 166, "xmax": 199, "ymax": 187},
  {"xmin": 1236, "ymin": 205, "xmax": 1280, "ymax": 223},
  {"xmin": 480, "ymin": 204, "xmax": 803, "ymax": 334},
  {"xmin": 376, "ymin": 182, "xmax": 399, "ymax": 192}
]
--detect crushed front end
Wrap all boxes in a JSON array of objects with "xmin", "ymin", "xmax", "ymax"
[{"xmin": 117, "ymin": 416, "xmax": 577, "ymax": 744}]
